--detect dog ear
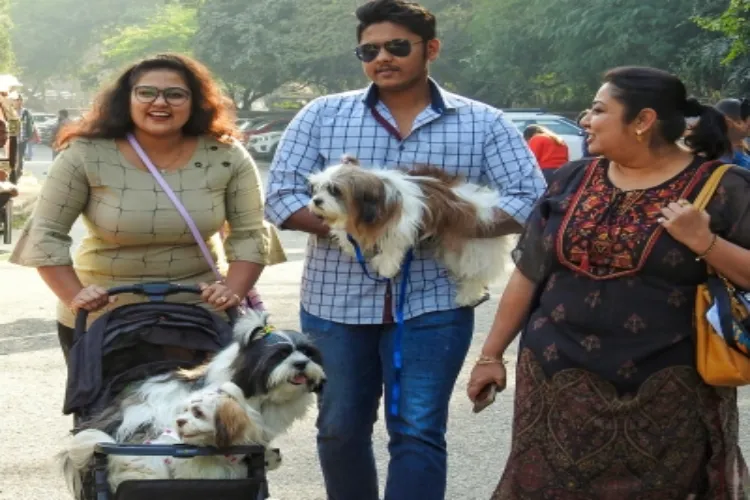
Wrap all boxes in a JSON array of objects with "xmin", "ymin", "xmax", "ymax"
[
  {"xmin": 341, "ymin": 153, "xmax": 360, "ymax": 167},
  {"xmin": 313, "ymin": 378, "xmax": 326, "ymax": 395},
  {"xmin": 360, "ymin": 198, "xmax": 379, "ymax": 224},
  {"xmin": 214, "ymin": 397, "xmax": 250, "ymax": 449},
  {"xmin": 352, "ymin": 183, "xmax": 382, "ymax": 225}
]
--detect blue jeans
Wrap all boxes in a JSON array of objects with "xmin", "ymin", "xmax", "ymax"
[{"xmin": 300, "ymin": 307, "xmax": 474, "ymax": 500}]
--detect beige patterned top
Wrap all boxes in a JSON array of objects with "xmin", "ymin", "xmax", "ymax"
[{"xmin": 10, "ymin": 136, "xmax": 286, "ymax": 327}]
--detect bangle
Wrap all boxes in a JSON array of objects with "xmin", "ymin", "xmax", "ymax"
[
  {"xmin": 695, "ymin": 234, "xmax": 718, "ymax": 261},
  {"xmin": 475, "ymin": 355, "xmax": 507, "ymax": 366}
]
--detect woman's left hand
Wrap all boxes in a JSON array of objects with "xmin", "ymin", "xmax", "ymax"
[
  {"xmin": 658, "ymin": 199, "xmax": 714, "ymax": 253},
  {"xmin": 199, "ymin": 281, "xmax": 242, "ymax": 311}
]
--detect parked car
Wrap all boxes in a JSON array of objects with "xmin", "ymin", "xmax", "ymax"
[
  {"xmin": 245, "ymin": 119, "xmax": 291, "ymax": 160},
  {"xmin": 32, "ymin": 112, "xmax": 56, "ymax": 126},
  {"xmin": 235, "ymin": 118, "xmax": 269, "ymax": 143},
  {"xmin": 502, "ymin": 109, "xmax": 586, "ymax": 161}
]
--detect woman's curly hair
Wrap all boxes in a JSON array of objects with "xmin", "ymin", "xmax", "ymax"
[{"xmin": 57, "ymin": 53, "xmax": 238, "ymax": 148}]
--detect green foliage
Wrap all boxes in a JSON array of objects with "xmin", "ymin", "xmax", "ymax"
[
  {"xmin": 460, "ymin": 0, "xmax": 739, "ymax": 109},
  {"xmin": 95, "ymin": 4, "xmax": 197, "ymax": 79},
  {"xmin": 10, "ymin": 0, "xmax": 161, "ymax": 87},
  {"xmin": 194, "ymin": 0, "xmax": 363, "ymax": 108},
  {"xmin": 8, "ymin": 0, "xmax": 749, "ymax": 112},
  {"xmin": 0, "ymin": 0, "xmax": 13, "ymax": 72},
  {"xmin": 696, "ymin": 0, "xmax": 750, "ymax": 64}
]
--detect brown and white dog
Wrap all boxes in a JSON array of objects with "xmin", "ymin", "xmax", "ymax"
[
  {"xmin": 59, "ymin": 382, "xmax": 274, "ymax": 496},
  {"xmin": 307, "ymin": 155, "xmax": 513, "ymax": 306}
]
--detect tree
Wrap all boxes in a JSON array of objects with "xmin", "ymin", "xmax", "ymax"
[
  {"xmin": 194, "ymin": 0, "xmax": 363, "ymax": 109},
  {"xmin": 459, "ymin": 0, "xmax": 733, "ymax": 110},
  {"xmin": 0, "ymin": 0, "xmax": 13, "ymax": 72},
  {"xmin": 694, "ymin": 0, "xmax": 750, "ymax": 94},
  {"xmin": 696, "ymin": 0, "xmax": 750, "ymax": 64},
  {"xmin": 85, "ymin": 3, "xmax": 198, "ymax": 84},
  {"xmin": 10, "ymin": 0, "xmax": 163, "ymax": 89}
]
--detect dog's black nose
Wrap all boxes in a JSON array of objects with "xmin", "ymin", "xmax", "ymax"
[
  {"xmin": 293, "ymin": 360, "xmax": 308, "ymax": 370},
  {"xmin": 176, "ymin": 418, "xmax": 187, "ymax": 428},
  {"xmin": 313, "ymin": 198, "xmax": 323, "ymax": 207}
]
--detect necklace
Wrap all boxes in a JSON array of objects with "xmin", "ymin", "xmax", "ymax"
[
  {"xmin": 138, "ymin": 139, "xmax": 186, "ymax": 173},
  {"xmin": 157, "ymin": 140, "xmax": 186, "ymax": 173}
]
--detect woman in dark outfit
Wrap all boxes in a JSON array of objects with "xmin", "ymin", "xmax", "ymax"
[{"xmin": 468, "ymin": 66, "xmax": 750, "ymax": 498}]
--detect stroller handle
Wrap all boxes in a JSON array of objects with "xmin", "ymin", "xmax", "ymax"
[
  {"xmin": 74, "ymin": 282, "xmax": 239, "ymax": 335},
  {"xmin": 93, "ymin": 442, "xmax": 269, "ymax": 458}
]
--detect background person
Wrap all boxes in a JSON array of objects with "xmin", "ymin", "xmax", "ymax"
[
  {"xmin": 714, "ymin": 97, "xmax": 750, "ymax": 168},
  {"xmin": 523, "ymin": 124, "xmax": 569, "ymax": 181}
]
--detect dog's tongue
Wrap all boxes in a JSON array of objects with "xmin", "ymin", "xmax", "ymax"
[{"xmin": 292, "ymin": 374, "xmax": 307, "ymax": 384}]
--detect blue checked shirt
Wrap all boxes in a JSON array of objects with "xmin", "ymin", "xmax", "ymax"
[{"xmin": 265, "ymin": 79, "xmax": 545, "ymax": 325}]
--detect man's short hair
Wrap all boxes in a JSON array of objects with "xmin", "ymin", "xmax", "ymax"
[
  {"xmin": 714, "ymin": 98, "xmax": 750, "ymax": 122},
  {"xmin": 355, "ymin": 0, "xmax": 436, "ymax": 42}
]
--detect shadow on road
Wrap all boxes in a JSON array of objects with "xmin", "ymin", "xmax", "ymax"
[{"xmin": 0, "ymin": 317, "xmax": 58, "ymax": 355}]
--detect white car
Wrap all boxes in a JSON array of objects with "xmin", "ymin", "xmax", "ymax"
[
  {"xmin": 247, "ymin": 130, "xmax": 284, "ymax": 160},
  {"xmin": 245, "ymin": 119, "xmax": 291, "ymax": 160},
  {"xmin": 503, "ymin": 110, "xmax": 586, "ymax": 161}
]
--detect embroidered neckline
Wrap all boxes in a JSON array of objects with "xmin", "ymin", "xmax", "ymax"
[{"xmin": 555, "ymin": 158, "xmax": 711, "ymax": 280}]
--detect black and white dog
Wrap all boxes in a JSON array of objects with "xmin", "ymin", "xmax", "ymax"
[{"xmin": 80, "ymin": 308, "xmax": 326, "ymax": 447}]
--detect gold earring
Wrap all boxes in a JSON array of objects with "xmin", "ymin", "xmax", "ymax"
[{"xmin": 636, "ymin": 130, "xmax": 644, "ymax": 143}]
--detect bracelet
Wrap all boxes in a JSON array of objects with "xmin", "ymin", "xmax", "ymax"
[
  {"xmin": 695, "ymin": 233, "xmax": 718, "ymax": 262},
  {"xmin": 475, "ymin": 355, "xmax": 507, "ymax": 366}
]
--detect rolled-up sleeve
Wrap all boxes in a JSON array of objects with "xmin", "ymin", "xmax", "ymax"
[
  {"xmin": 481, "ymin": 112, "xmax": 546, "ymax": 224},
  {"xmin": 10, "ymin": 142, "xmax": 88, "ymax": 267},
  {"xmin": 225, "ymin": 144, "xmax": 285, "ymax": 265},
  {"xmin": 264, "ymin": 98, "xmax": 325, "ymax": 227}
]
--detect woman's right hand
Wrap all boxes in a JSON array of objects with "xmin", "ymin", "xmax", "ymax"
[
  {"xmin": 467, "ymin": 361, "xmax": 507, "ymax": 403},
  {"xmin": 68, "ymin": 285, "xmax": 117, "ymax": 312}
]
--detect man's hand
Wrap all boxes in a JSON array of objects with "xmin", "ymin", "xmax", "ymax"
[{"xmin": 282, "ymin": 207, "xmax": 331, "ymax": 237}]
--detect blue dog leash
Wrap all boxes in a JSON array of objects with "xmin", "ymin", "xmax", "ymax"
[{"xmin": 347, "ymin": 234, "xmax": 413, "ymax": 417}]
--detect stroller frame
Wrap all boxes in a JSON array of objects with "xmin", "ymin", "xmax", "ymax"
[
  {"xmin": 70, "ymin": 282, "xmax": 271, "ymax": 500},
  {"xmin": 92, "ymin": 443, "xmax": 269, "ymax": 500}
]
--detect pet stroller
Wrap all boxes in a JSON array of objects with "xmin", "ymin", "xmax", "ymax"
[{"xmin": 62, "ymin": 282, "xmax": 271, "ymax": 500}]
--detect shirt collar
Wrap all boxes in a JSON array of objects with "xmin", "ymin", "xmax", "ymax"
[{"xmin": 361, "ymin": 78, "xmax": 457, "ymax": 113}]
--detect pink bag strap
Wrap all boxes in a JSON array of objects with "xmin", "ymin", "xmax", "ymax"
[
  {"xmin": 126, "ymin": 134, "xmax": 265, "ymax": 310},
  {"xmin": 126, "ymin": 133, "xmax": 223, "ymax": 281}
]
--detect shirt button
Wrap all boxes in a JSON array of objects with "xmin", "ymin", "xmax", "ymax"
[{"xmin": 399, "ymin": 144, "xmax": 405, "ymax": 151}]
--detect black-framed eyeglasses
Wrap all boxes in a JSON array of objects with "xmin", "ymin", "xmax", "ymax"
[
  {"xmin": 354, "ymin": 39, "xmax": 424, "ymax": 63},
  {"xmin": 133, "ymin": 85, "xmax": 191, "ymax": 106}
]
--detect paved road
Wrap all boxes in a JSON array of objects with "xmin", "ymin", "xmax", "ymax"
[{"xmin": 1, "ymin": 148, "xmax": 749, "ymax": 500}]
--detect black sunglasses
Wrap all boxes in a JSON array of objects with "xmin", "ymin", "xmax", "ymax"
[
  {"xmin": 354, "ymin": 39, "xmax": 424, "ymax": 63},
  {"xmin": 133, "ymin": 85, "xmax": 191, "ymax": 106}
]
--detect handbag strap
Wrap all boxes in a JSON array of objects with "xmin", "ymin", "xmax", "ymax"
[
  {"xmin": 126, "ymin": 133, "xmax": 223, "ymax": 282},
  {"xmin": 692, "ymin": 163, "xmax": 733, "ymax": 276},
  {"xmin": 693, "ymin": 163, "xmax": 733, "ymax": 211}
]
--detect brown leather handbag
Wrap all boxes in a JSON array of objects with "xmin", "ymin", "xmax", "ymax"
[{"xmin": 694, "ymin": 164, "xmax": 750, "ymax": 386}]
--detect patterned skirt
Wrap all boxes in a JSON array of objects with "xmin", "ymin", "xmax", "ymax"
[{"xmin": 493, "ymin": 349, "xmax": 749, "ymax": 499}]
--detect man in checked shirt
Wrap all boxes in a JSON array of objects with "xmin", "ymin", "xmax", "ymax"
[{"xmin": 265, "ymin": 1, "xmax": 545, "ymax": 498}]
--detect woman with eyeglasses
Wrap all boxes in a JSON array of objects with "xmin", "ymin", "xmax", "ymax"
[{"xmin": 10, "ymin": 53, "xmax": 285, "ymax": 363}]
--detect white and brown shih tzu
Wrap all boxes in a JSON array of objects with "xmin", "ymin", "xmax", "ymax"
[
  {"xmin": 60, "ymin": 382, "xmax": 281, "ymax": 496},
  {"xmin": 308, "ymin": 155, "xmax": 513, "ymax": 306}
]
